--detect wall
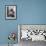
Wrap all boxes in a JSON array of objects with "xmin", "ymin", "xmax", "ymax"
[{"xmin": 0, "ymin": 0, "xmax": 46, "ymax": 44}]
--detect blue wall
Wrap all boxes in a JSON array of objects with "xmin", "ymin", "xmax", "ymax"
[{"xmin": 0, "ymin": 0, "xmax": 46, "ymax": 44}]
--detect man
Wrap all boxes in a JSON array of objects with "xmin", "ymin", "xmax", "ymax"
[{"xmin": 8, "ymin": 8, "xmax": 15, "ymax": 17}]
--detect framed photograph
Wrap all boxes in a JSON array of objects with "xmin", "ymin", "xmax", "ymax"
[
  {"xmin": 5, "ymin": 5, "xmax": 16, "ymax": 20},
  {"xmin": 18, "ymin": 24, "xmax": 46, "ymax": 43}
]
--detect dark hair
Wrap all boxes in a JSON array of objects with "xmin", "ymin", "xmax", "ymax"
[{"xmin": 10, "ymin": 9, "xmax": 13, "ymax": 11}]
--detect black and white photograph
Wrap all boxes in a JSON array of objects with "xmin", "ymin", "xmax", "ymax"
[
  {"xmin": 18, "ymin": 25, "xmax": 46, "ymax": 46},
  {"xmin": 5, "ymin": 5, "xmax": 16, "ymax": 20}
]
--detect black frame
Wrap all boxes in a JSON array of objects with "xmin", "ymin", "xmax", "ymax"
[{"xmin": 5, "ymin": 5, "xmax": 17, "ymax": 20}]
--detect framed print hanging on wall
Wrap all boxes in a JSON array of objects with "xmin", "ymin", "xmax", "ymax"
[{"xmin": 5, "ymin": 5, "xmax": 16, "ymax": 20}]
